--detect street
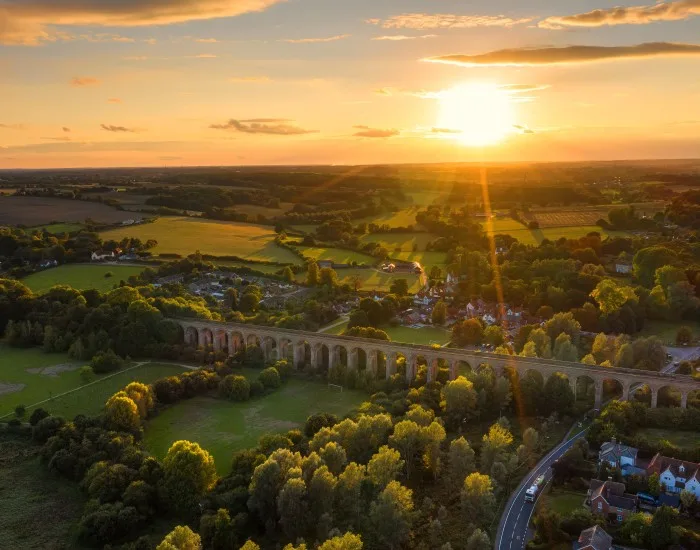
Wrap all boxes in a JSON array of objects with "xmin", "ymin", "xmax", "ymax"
[{"xmin": 494, "ymin": 429, "xmax": 588, "ymax": 550}]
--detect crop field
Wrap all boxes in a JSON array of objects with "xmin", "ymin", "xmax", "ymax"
[
  {"xmin": 144, "ymin": 378, "xmax": 365, "ymax": 473},
  {"xmin": 300, "ymin": 267, "xmax": 422, "ymax": 293},
  {"xmin": 391, "ymin": 250, "xmax": 448, "ymax": 267},
  {"xmin": 100, "ymin": 217, "xmax": 303, "ymax": 264},
  {"xmin": 22, "ymin": 264, "xmax": 144, "ymax": 294},
  {"xmin": 488, "ymin": 222, "xmax": 629, "ymax": 246},
  {"xmin": 356, "ymin": 207, "xmax": 423, "ymax": 229},
  {"xmin": 228, "ymin": 202, "xmax": 293, "ymax": 219},
  {"xmin": 360, "ymin": 232, "xmax": 435, "ymax": 253},
  {"xmin": 525, "ymin": 202, "xmax": 665, "ymax": 228},
  {"xmin": 296, "ymin": 246, "xmax": 376, "ymax": 265},
  {"xmin": 485, "ymin": 217, "xmax": 528, "ymax": 234},
  {"xmin": 0, "ymin": 346, "xmax": 187, "ymax": 419},
  {"xmin": 0, "ymin": 196, "xmax": 145, "ymax": 226},
  {"xmin": 31, "ymin": 223, "xmax": 84, "ymax": 234}
]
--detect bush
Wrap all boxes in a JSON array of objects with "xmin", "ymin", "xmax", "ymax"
[
  {"xmin": 29, "ymin": 407, "xmax": 49, "ymax": 426},
  {"xmin": 32, "ymin": 415, "xmax": 65, "ymax": 443},
  {"xmin": 91, "ymin": 350, "xmax": 126, "ymax": 374},
  {"xmin": 219, "ymin": 375, "xmax": 250, "ymax": 402},
  {"xmin": 304, "ymin": 412, "xmax": 339, "ymax": 438},
  {"xmin": 249, "ymin": 380, "xmax": 265, "ymax": 397},
  {"xmin": 104, "ymin": 271, "xmax": 114, "ymax": 278},
  {"xmin": 258, "ymin": 367, "xmax": 281, "ymax": 389},
  {"xmin": 80, "ymin": 365, "xmax": 95, "ymax": 384},
  {"xmin": 274, "ymin": 359, "xmax": 293, "ymax": 380},
  {"xmin": 14, "ymin": 404, "xmax": 26, "ymax": 418}
]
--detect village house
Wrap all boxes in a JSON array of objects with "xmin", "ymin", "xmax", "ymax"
[
  {"xmin": 91, "ymin": 251, "xmax": 115, "ymax": 261},
  {"xmin": 588, "ymin": 479, "xmax": 637, "ymax": 523},
  {"xmin": 598, "ymin": 438, "xmax": 639, "ymax": 473},
  {"xmin": 574, "ymin": 525, "xmax": 613, "ymax": 550},
  {"xmin": 647, "ymin": 453, "xmax": 700, "ymax": 500}
]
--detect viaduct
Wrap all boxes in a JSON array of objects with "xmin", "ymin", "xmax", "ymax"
[{"xmin": 175, "ymin": 318, "xmax": 700, "ymax": 411}]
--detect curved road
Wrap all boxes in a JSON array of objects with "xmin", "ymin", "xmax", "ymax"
[{"xmin": 494, "ymin": 428, "xmax": 588, "ymax": 550}]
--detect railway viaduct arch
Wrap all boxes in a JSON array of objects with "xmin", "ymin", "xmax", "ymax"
[{"xmin": 176, "ymin": 319, "xmax": 700, "ymax": 410}]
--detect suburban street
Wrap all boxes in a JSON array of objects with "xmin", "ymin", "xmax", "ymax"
[{"xmin": 494, "ymin": 429, "xmax": 588, "ymax": 550}]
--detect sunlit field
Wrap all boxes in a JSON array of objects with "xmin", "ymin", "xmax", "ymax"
[
  {"xmin": 298, "ymin": 267, "xmax": 423, "ymax": 293},
  {"xmin": 22, "ymin": 264, "xmax": 144, "ymax": 294},
  {"xmin": 296, "ymin": 246, "xmax": 376, "ymax": 265}
]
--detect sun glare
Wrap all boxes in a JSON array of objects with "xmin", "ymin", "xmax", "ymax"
[{"xmin": 437, "ymin": 83, "xmax": 515, "ymax": 146}]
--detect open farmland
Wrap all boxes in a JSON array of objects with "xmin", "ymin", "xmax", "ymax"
[
  {"xmin": 31, "ymin": 223, "xmax": 84, "ymax": 234},
  {"xmin": 22, "ymin": 264, "xmax": 144, "ymax": 294},
  {"xmin": 488, "ymin": 218, "xmax": 630, "ymax": 246},
  {"xmin": 525, "ymin": 202, "xmax": 665, "ymax": 228},
  {"xmin": 0, "ymin": 196, "xmax": 145, "ymax": 226},
  {"xmin": 298, "ymin": 267, "xmax": 422, "ymax": 293},
  {"xmin": 100, "ymin": 216, "xmax": 303, "ymax": 264},
  {"xmin": 296, "ymin": 246, "xmax": 376, "ymax": 265}
]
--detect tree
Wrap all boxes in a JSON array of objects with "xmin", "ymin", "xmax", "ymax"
[
  {"xmin": 220, "ymin": 374, "xmax": 250, "ymax": 401},
  {"xmin": 466, "ymin": 528, "xmax": 491, "ymax": 550},
  {"xmin": 633, "ymin": 246, "xmax": 678, "ymax": 287},
  {"xmin": 542, "ymin": 372, "xmax": 575, "ymax": 416},
  {"xmin": 369, "ymin": 481, "xmax": 414, "ymax": 550},
  {"xmin": 615, "ymin": 343, "xmax": 634, "ymax": 369},
  {"xmin": 484, "ymin": 325, "xmax": 505, "ymax": 347},
  {"xmin": 480, "ymin": 424, "xmax": 513, "ymax": 472},
  {"xmin": 282, "ymin": 266, "xmax": 295, "ymax": 283},
  {"xmin": 648, "ymin": 472, "xmax": 661, "ymax": 497},
  {"xmin": 553, "ymin": 333, "xmax": 578, "ymax": 362},
  {"xmin": 349, "ymin": 274, "xmax": 362, "ymax": 292},
  {"xmin": 319, "ymin": 267, "xmax": 339, "ymax": 287},
  {"xmin": 335, "ymin": 462, "xmax": 366, "ymax": 529},
  {"xmin": 676, "ymin": 326, "xmax": 693, "ymax": 345},
  {"xmin": 304, "ymin": 412, "xmax": 338, "ymax": 438},
  {"xmin": 526, "ymin": 328, "xmax": 552, "ymax": 358},
  {"xmin": 157, "ymin": 525, "xmax": 202, "ymax": 550},
  {"xmin": 520, "ymin": 427, "xmax": 540, "ymax": 465},
  {"xmin": 319, "ymin": 441, "xmax": 347, "ymax": 475},
  {"xmin": 307, "ymin": 262, "xmax": 320, "ymax": 286},
  {"xmin": 388, "ymin": 421, "xmax": 424, "ymax": 480},
  {"xmin": 441, "ymin": 376, "xmax": 478, "ymax": 429},
  {"xmin": 318, "ymin": 533, "xmax": 363, "ymax": 550},
  {"xmin": 389, "ymin": 278, "xmax": 409, "ymax": 297},
  {"xmin": 460, "ymin": 473, "xmax": 495, "ymax": 525},
  {"xmin": 105, "ymin": 392, "xmax": 140, "ymax": 431},
  {"xmin": 680, "ymin": 489, "xmax": 696, "ymax": 511},
  {"xmin": 91, "ymin": 349, "xmax": 125, "ymax": 374},
  {"xmin": 277, "ymin": 477, "xmax": 309, "ymax": 540},
  {"xmin": 162, "ymin": 440, "xmax": 217, "ymax": 516},
  {"xmin": 367, "ymin": 445, "xmax": 404, "ymax": 489},
  {"xmin": 544, "ymin": 312, "xmax": 581, "ymax": 343},
  {"xmin": 309, "ymin": 465, "xmax": 337, "ymax": 523},
  {"xmin": 447, "ymin": 437, "xmax": 475, "ymax": 486},
  {"xmin": 648, "ymin": 506, "xmax": 678, "ymax": 550},
  {"xmin": 239, "ymin": 292, "xmax": 259, "ymax": 314},
  {"xmin": 591, "ymin": 279, "xmax": 638, "ymax": 314},
  {"xmin": 240, "ymin": 542, "xmax": 260, "ymax": 550},
  {"xmin": 432, "ymin": 300, "xmax": 447, "ymax": 325},
  {"xmin": 452, "ymin": 319, "xmax": 484, "ymax": 346},
  {"xmin": 224, "ymin": 288, "xmax": 239, "ymax": 310}
]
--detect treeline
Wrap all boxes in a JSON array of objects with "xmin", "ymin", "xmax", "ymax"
[{"xmin": 144, "ymin": 186, "xmax": 280, "ymax": 213}]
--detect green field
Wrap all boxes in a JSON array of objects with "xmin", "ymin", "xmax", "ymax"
[
  {"xmin": 296, "ymin": 246, "xmax": 376, "ymax": 265},
  {"xmin": 100, "ymin": 217, "xmax": 302, "ymax": 264},
  {"xmin": 144, "ymin": 378, "xmax": 365, "ymax": 474},
  {"xmin": 638, "ymin": 320, "xmax": 700, "ymax": 345},
  {"xmin": 636, "ymin": 428, "xmax": 700, "ymax": 449},
  {"xmin": 355, "ymin": 207, "xmax": 423, "ymax": 229},
  {"xmin": 22, "ymin": 264, "xmax": 144, "ymax": 294},
  {"xmin": 539, "ymin": 489, "xmax": 587, "ymax": 516},
  {"xmin": 322, "ymin": 321, "xmax": 450, "ymax": 345},
  {"xmin": 0, "ymin": 346, "xmax": 187, "ymax": 419},
  {"xmin": 215, "ymin": 261, "xmax": 284, "ymax": 275},
  {"xmin": 31, "ymin": 223, "xmax": 84, "ymax": 234},
  {"xmin": 299, "ymin": 267, "xmax": 422, "ymax": 293},
  {"xmin": 487, "ymin": 219, "xmax": 629, "ymax": 246}
]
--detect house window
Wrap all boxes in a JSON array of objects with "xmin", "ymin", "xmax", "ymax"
[
  {"xmin": 617, "ymin": 514, "xmax": 623, "ymax": 522},
  {"xmin": 598, "ymin": 502, "xmax": 603, "ymax": 511}
]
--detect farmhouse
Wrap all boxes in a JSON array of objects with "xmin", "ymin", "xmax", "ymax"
[
  {"xmin": 647, "ymin": 454, "xmax": 700, "ymax": 500},
  {"xmin": 588, "ymin": 479, "xmax": 637, "ymax": 523},
  {"xmin": 574, "ymin": 525, "xmax": 613, "ymax": 550}
]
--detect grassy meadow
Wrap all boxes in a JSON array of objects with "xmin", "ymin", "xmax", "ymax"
[
  {"xmin": 332, "ymin": 268, "xmax": 423, "ymax": 293},
  {"xmin": 22, "ymin": 264, "xmax": 144, "ymax": 294},
  {"xmin": 296, "ymin": 246, "xmax": 376, "ymax": 265},
  {"xmin": 100, "ymin": 217, "xmax": 302, "ymax": 264},
  {"xmin": 487, "ymin": 218, "xmax": 630, "ymax": 246},
  {"xmin": 322, "ymin": 320, "xmax": 450, "ymax": 345},
  {"xmin": 144, "ymin": 377, "xmax": 365, "ymax": 474}
]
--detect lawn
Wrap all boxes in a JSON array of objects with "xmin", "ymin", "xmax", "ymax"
[
  {"xmin": 391, "ymin": 250, "xmax": 449, "ymax": 267},
  {"xmin": 322, "ymin": 321, "xmax": 450, "ymax": 345},
  {"xmin": 144, "ymin": 378, "xmax": 365, "ymax": 474},
  {"xmin": 360, "ymin": 232, "xmax": 435, "ymax": 254},
  {"xmin": 539, "ymin": 489, "xmax": 587, "ymax": 516},
  {"xmin": 100, "ymin": 217, "xmax": 303, "ymax": 264},
  {"xmin": 0, "ymin": 434, "xmax": 85, "ymax": 549},
  {"xmin": 22, "ymin": 264, "xmax": 144, "ymax": 294},
  {"xmin": 355, "ymin": 207, "xmax": 424, "ymax": 229},
  {"xmin": 296, "ymin": 246, "xmax": 376, "ymax": 265},
  {"xmin": 0, "ymin": 346, "xmax": 187, "ymax": 419},
  {"xmin": 637, "ymin": 320, "xmax": 700, "ymax": 345},
  {"xmin": 636, "ymin": 428, "xmax": 700, "ymax": 449}
]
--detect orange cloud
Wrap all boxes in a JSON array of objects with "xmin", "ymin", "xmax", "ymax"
[
  {"xmin": 101, "ymin": 124, "xmax": 138, "ymax": 133},
  {"xmin": 540, "ymin": 0, "xmax": 700, "ymax": 29},
  {"xmin": 107, "ymin": 98, "xmax": 122, "ymax": 104},
  {"xmin": 372, "ymin": 34, "xmax": 437, "ymax": 41},
  {"xmin": 282, "ymin": 34, "xmax": 350, "ymax": 44},
  {"xmin": 426, "ymin": 42, "xmax": 700, "ymax": 66},
  {"xmin": 229, "ymin": 76, "xmax": 271, "ymax": 83},
  {"xmin": 367, "ymin": 13, "xmax": 532, "ymax": 29},
  {"xmin": 71, "ymin": 76, "xmax": 100, "ymax": 87},
  {"xmin": 210, "ymin": 119, "xmax": 318, "ymax": 135},
  {"xmin": 353, "ymin": 125, "xmax": 400, "ymax": 138}
]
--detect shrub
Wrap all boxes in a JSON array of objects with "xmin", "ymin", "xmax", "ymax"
[
  {"xmin": 29, "ymin": 407, "xmax": 49, "ymax": 426},
  {"xmin": 258, "ymin": 367, "xmax": 281, "ymax": 389},
  {"xmin": 273, "ymin": 359, "xmax": 293, "ymax": 380},
  {"xmin": 32, "ymin": 415, "xmax": 65, "ymax": 443},
  {"xmin": 91, "ymin": 350, "xmax": 126, "ymax": 374},
  {"xmin": 219, "ymin": 375, "xmax": 250, "ymax": 402},
  {"xmin": 249, "ymin": 380, "xmax": 265, "ymax": 397},
  {"xmin": 104, "ymin": 271, "xmax": 114, "ymax": 278},
  {"xmin": 14, "ymin": 404, "xmax": 26, "ymax": 418},
  {"xmin": 80, "ymin": 365, "xmax": 95, "ymax": 384}
]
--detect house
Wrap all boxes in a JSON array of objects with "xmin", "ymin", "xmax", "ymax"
[
  {"xmin": 615, "ymin": 262, "xmax": 633, "ymax": 274},
  {"xmin": 91, "ymin": 251, "xmax": 115, "ymax": 261},
  {"xmin": 599, "ymin": 438, "xmax": 638, "ymax": 470},
  {"xmin": 588, "ymin": 479, "xmax": 638, "ymax": 523},
  {"xmin": 465, "ymin": 302, "xmax": 477, "ymax": 317},
  {"xmin": 646, "ymin": 453, "xmax": 700, "ymax": 500},
  {"xmin": 482, "ymin": 313, "xmax": 496, "ymax": 325},
  {"xmin": 317, "ymin": 260, "xmax": 333, "ymax": 269},
  {"xmin": 574, "ymin": 525, "xmax": 613, "ymax": 550}
]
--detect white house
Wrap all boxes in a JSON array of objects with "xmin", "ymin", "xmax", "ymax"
[
  {"xmin": 599, "ymin": 438, "xmax": 638, "ymax": 470},
  {"xmin": 482, "ymin": 313, "xmax": 496, "ymax": 325},
  {"xmin": 465, "ymin": 303, "xmax": 476, "ymax": 317},
  {"xmin": 91, "ymin": 251, "xmax": 115, "ymax": 261},
  {"xmin": 647, "ymin": 454, "xmax": 700, "ymax": 500}
]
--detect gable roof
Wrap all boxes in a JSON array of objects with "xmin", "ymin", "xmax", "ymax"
[
  {"xmin": 599, "ymin": 440, "xmax": 638, "ymax": 462},
  {"xmin": 589, "ymin": 479, "xmax": 637, "ymax": 511},
  {"xmin": 578, "ymin": 525, "xmax": 613, "ymax": 550},
  {"xmin": 647, "ymin": 453, "xmax": 700, "ymax": 480}
]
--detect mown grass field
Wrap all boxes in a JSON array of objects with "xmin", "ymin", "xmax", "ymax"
[
  {"xmin": 144, "ymin": 378, "xmax": 365, "ymax": 474},
  {"xmin": 100, "ymin": 217, "xmax": 302, "ymax": 264},
  {"xmin": 22, "ymin": 264, "xmax": 144, "ymax": 294},
  {"xmin": 355, "ymin": 207, "xmax": 423, "ymax": 229},
  {"xmin": 0, "ymin": 196, "xmax": 144, "ymax": 226},
  {"xmin": 637, "ymin": 320, "xmax": 700, "ymax": 345},
  {"xmin": 335, "ymin": 268, "xmax": 423, "ymax": 293},
  {"xmin": 296, "ymin": 246, "xmax": 376, "ymax": 265},
  {"xmin": 539, "ymin": 489, "xmax": 587, "ymax": 516},
  {"xmin": 488, "ymin": 219, "xmax": 630, "ymax": 246},
  {"xmin": 636, "ymin": 428, "xmax": 700, "ymax": 449},
  {"xmin": 322, "ymin": 321, "xmax": 450, "ymax": 345},
  {"xmin": 0, "ymin": 346, "xmax": 187, "ymax": 419},
  {"xmin": 0, "ymin": 434, "xmax": 85, "ymax": 549}
]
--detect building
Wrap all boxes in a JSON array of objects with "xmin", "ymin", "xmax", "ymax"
[
  {"xmin": 575, "ymin": 525, "xmax": 613, "ymax": 550},
  {"xmin": 317, "ymin": 260, "xmax": 333, "ymax": 269},
  {"xmin": 615, "ymin": 262, "xmax": 633, "ymax": 274},
  {"xmin": 588, "ymin": 479, "xmax": 637, "ymax": 523},
  {"xmin": 599, "ymin": 438, "xmax": 639, "ymax": 470},
  {"xmin": 91, "ymin": 251, "xmax": 115, "ymax": 261},
  {"xmin": 646, "ymin": 453, "xmax": 700, "ymax": 500}
]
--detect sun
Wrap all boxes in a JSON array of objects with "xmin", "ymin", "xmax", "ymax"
[{"xmin": 436, "ymin": 83, "xmax": 515, "ymax": 147}]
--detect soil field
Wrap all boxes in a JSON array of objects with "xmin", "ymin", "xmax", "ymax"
[
  {"xmin": 100, "ymin": 217, "xmax": 303, "ymax": 264},
  {"xmin": 0, "ymin": 196, "xmax": 145, "ymax": 226}
]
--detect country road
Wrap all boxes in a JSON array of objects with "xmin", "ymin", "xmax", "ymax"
[{"xmin": 494, "ymin": 428, "xmax": 588, "ymax": 550}]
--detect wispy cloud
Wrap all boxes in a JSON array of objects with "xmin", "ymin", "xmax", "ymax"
[
  {"xmin": 123, "ymin": 55, "xmax": 148, "ymax": 61},
  {"xmin": 228, "ymin": 76, "xmax": 272, "ymax": 83},
  {"xmin": 282, "ymin": 34, "xmax": 350, "ymax": 44},
  {"xmin": 540, "ymin": 0, "xmax": 700, "ymax": 29},
  {"xmin": 186, "ymin": 53, "xmax": 217, "ymax": 58},
  {"xmin": 107, "ymin": 98, "xmax": 122, "ymax": 104},
  {"xmin": 71, "ymin": 76, "xmax": 100, "ymax": 87},
  {"xmin": 0, "ymin": 123, "xmax": 24, "ymax": 130},
  {"xmin": 367, "ymin": 13, "xmax": 533, "ymax": 29},
  {"xmin": 62, "ymin": 127, "xmax": 71, "ymax": 133},
  {"xmin": 374, "ymin": 88, "xmax": 394, "ymax": 96},
  {"xmin": 353, "ymin": 125, "xmax": 400, "ymax": 138},
  {"xmin": 425, "ymin": 42, "xmax": 700, "ymax": 66},
  {"xmin": 372, "ymin": 34, "xmax": 437, "ymax": 41},
  {"xmin": 195, "ymin": 38, "xmax": 219, "ymax": 43},
  {"xmin": 0, "ymin": 0, "xmax": 286, "ymax": 46},
  {"xmin": 101, "ymin": 124, "xmax": 138, "ymax": 133},
  {"xmin": 209, "ymin": 119, "xmax": 318, "ymax": 135},
  {"xmin": 41, "ymin": 136, "xmax": 72, "ymax": 142}
]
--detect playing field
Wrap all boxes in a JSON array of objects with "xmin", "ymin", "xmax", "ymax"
[
  {"xmin": 144, "ymin": 377, "xmax": 365, "ymax": 473},
  {"xmin": 0, "ymin": 196, "xmax": 144, "ymax": 226},
  {"xmin": 22, "ymin": 264, "xmax": 144, "ymax": 294},
  {"xmin": 296, "ymin": 246, "xmax": 376, "ymax": 265},
  {"xmin": 0, "ymin": 346, "xmax": 187, "ymax": 419},
  {"xmin": 100, "ymin": 217, "xmax": 303, "ymax": 264}
]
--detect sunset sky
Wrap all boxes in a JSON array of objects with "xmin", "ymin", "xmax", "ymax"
[{"xmin": 1, "ymin": 0, "xmax": 700, "ymax": 168}]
